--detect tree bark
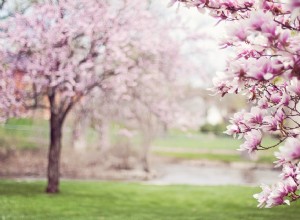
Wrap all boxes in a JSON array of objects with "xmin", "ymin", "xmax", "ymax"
[
  {"xmin": 98, "ymin": 117, "xmax": 110, "ymax": 151},
  {"xmin": 141, "ymin": 135, "xmax": 151, "ymax": 173},
  {"xmin": 46, "ymin": 113, "xmax": 63, "ymax": 193}
]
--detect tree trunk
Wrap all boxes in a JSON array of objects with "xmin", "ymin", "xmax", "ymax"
[
  {"xmin": 141, "ymin": 135, "xmax": 151, "ymax": 173},
  {"xmin": 46, "ymin": 113, "xmax": 63, "ymax": 194},
  {"xmin": 98, "ymin": 117, "xmax": 110, "ymax": 151},
  {"xmin": 141, "ymin": 150, "xmax": 150, "ymax": 173}
]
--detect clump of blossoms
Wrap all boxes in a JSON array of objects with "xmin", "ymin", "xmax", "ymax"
[{"xmin": 174, "ymin": 0, "xmax": 300, "ymax": 207}]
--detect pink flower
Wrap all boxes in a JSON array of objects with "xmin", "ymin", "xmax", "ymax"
[
  {"xmin": 291, "ymin": 0, "xmax": 300, "ymax": 9},
  {"xmin": 274, "ymin": 109, "xmax": 285, "ymax": 124},
  {"xmin": 278, "ymin": 31, "xmax": 290, "ymax": 48},
  {"xmin": 275, "ymin": 138, "xmax": 300, "ymax": 166},
  {"xmin": 281, "ymin": 93, "xmax": 290, "ymax": 106},
  {"xmin": 254, "ymin": 177, "xmax": 298, "ymax": 208},
  {"xmin": 212, "ymin": 74, "xmax": 239, "ymax": 97},
  {"xmin": 249, "ymin": 11, "xmax": 273, "ymax": 32},
  {"xmin": 230, "ymin": 22, "xmax": 248, "ymax": 41},
  {"xmin": 247, "ymin": 107, "xmax": 264, "ymax": 125},
  {"xmin": 254, "ymin": 184, "xmax": 272, "ymax": 208},
  {"xmin": 288, "ymin": 78, "xmax": 300, "ymax": 96},
  {"xmin": 239, "ymin": 129, "xmax": 262, "ymax": 153},
  {"xmin": 265, "ymin": 180, "xmax": 292, "ymax": 208},
  {"xmin": 225, "ymin": 110, "xmax": 250, "ymax": 138},
  {"xmin": 258, "ymin": 98, "xmax": 269, "ymax": 109},
  {"xmin": 270, "ymin": 93, "xmax": 281, "ymax": 105},
  {"xmin": 279, "ymin": 163, "xmax": 298, "ymax": 181},
  {"xmin": 247, "ymin": 58, "xmax": 275, "ymax": 80},
  {"xmin": 262, "ymin": 116, "xmax": 278, "ymax": 132},
  {"xmin": 225, "ymin": 124, "xmax": 240, "ymax": 137}
]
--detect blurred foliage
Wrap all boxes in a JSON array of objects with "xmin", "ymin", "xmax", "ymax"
[
  {"xmin": 0, "ymin": 117, "xmax": 280, "ymax": 165},
  {"xmin": 0, "ymin": 118, "xmax": 48, "ymax": 149},
  {"xmin": 199, "ymin": 123, "xmax": 227, "ymax": 136}
]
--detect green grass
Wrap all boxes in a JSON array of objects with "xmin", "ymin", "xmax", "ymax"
[
  {"xmin": 153, "ymin": 132, "xmax": 279, "ymax": 164},
  {"xmin": 154, "ymin": 151, "xmax": 275, "ymax": 164},
  {"xmin": 154, "ymin": 134, "xmax": 242, "ymax": 149},
  {"xmin": 154, "ymin": 133, "xmax": 277, "ymax": 150},
  {"xmin": 155, "ymin": 151, "xmax": 241, "ymax": 162},
  {"xmin": 0, "ymin": 180, "xmax": 299, "ymax": 220},
  {"xmin": 0, "ymin": 118, "xmax": 49, "ymax": 149}
]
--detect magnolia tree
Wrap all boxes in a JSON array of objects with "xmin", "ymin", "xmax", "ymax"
[
  {"xmin": 0, "ymin": 69, "xmax": 24, "ymax": 121},
  {"xmin": 91, "ymin": 68, "xmax": 185, "ymax": 172},
  {"xmin": 173, "ymin": 0, "xmax": 300, "ymax": 207},
  {"xmin": 0, "ymin": 0, "xmax": 177, "ymax": 193}
]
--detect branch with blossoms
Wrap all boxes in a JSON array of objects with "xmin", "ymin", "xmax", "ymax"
[
  {"xmin": 170, "ymin": 0, "xmax": 255, "ymax": 20},
  {"xmin": 173, "ymin": 0, "xmax": 300, "ymax": 207}
]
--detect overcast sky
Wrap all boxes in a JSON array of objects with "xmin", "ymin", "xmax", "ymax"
[{"xmin": 152, "ymin": 0, "xmax": 229, "ymax": 87}]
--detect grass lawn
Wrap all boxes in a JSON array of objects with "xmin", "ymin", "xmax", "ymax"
[
  {"xmin": 0, "ymin": 180, "xmax": 299, "ymax": 220},
  {"xmin": 0, "ymin": 118, "xmax": 49, "ymax": 150},
  {"xmin": 154, "ymin": 133, "xmax": 277, "ymax": 150},
  {"xmin": 154, "ymin": 133, "xmax": 243, "ymax": 150},
  {"xmin": 154, "ymin": 151, "xmax": 275, "ymax": 164},
  {"xmin": 153, "ymin": 132, "xmax": 279, "ymax": 164}
]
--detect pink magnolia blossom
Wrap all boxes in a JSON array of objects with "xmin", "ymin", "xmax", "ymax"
[
  {"xmin": 288, "ymin": 78, "xmax": 300, "ymax": 96},
  {"xmin": 253, "ymin": 184, "xmax": 272, "ymax": 208},
  {"xmin": 291, "ymin": 0, "xmax": 300, "ymax": 10},
  {"xmin": 279, "ymin": 163, "xmax": 299, "ymax": 182},
  {"xmin": 275, "ymin": 138, "xmax": 300, "ymax": 166},
  {"xmin": 257, "ymin": 98, "xmax": 269, "ymax": 109},
  {"xmin": 238, "ymin": 129, "xmax": 262, "ymax": 153},
  {"xmin": 262, "ymin": 116, "xmax": 278, "ymax": 132},
  {"xmin": 247, "ymin": 107, "xmax": 264, "ymax": 126},
  {"xmin": 175, "ymin": 0, "xmax": 300, "ymax": 207},
  {"xmin": 265, "ymin": 178, "xmax": 295, "ymax": 208},
  {"xmin": 254, "ymin": 177, "xmax": 298, "ymax": 208},
  {"xmin": 211, "ymin": 73, "xmax": 239, "ymax": 96},
  {"xmin": 225, "ymin": 124, "xmax": 240, "ymax": 137}
]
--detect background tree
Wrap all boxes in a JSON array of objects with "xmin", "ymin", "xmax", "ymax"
[
  {"xmin": 0, "ymin": 0, "xmax": 183, "ymax": 193},
  {"xmin": 70, "ymin": 7, "xmax": 201, "ymax": 172}
]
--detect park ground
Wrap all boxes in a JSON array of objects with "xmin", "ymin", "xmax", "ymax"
[
  {"xmin": 0, "ymin": 118, "xmax": 278, "ymax": 180},
  {"xmin": 0, "ymin": 119, "xmax": 293, "ymax": 219},
  {"xmin": 0, "ymin": 180, "xmax": 300, "ymax": 220}
]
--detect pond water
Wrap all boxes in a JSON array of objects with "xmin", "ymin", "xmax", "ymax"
[{"xmin": 148, "ymin": 163, "xmax": 280, "ymax": 186}]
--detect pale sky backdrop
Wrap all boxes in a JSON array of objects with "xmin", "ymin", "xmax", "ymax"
[{"xmin": 152, "ymin": 0, "xmax": 229, "ymax": 88}]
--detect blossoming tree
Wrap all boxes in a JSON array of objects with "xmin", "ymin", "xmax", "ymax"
[
  {"xmin": 173, "ymin": 0, "xmax": 300, "ymax": 207},
  {"xmin": 70, "ymin": 6, "xmax": 202, "ymax": 172},
  {"xmin": 0, "ymin": 0, "xmax": 181, "ymax": 193}
]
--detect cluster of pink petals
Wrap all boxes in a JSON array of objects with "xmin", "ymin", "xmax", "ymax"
[
  {"xmin": 254, "ymin": 163, "xmax": 300, "ymax": 208},
  {"xmin": 0, "ymin": 0, "xmax": 191, "ymax": 124},
  {"xmin": 0, "ymin": 66, "xmax": 25, "ymax": 121},
  {"xmin": 175, "ymin": 0, "xmax": 300, "ymax": 208},
  {"xmin": 174, "ymin": 0, "xmax": 255, "ymax": 20},
  {"xmin": 225, "ymin": 106, "xmax": 286, "ymax": 140},
  {"xmin": 238, "ymin": 129, "xmax": 262, "ymax": 153},
  {"xmin": 211, "ymin": 73, "xmax": 239, "ymax": 97},
  {"xmin": 275, "ymin": 138, "xmax": 300, "ymax": 167}
]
